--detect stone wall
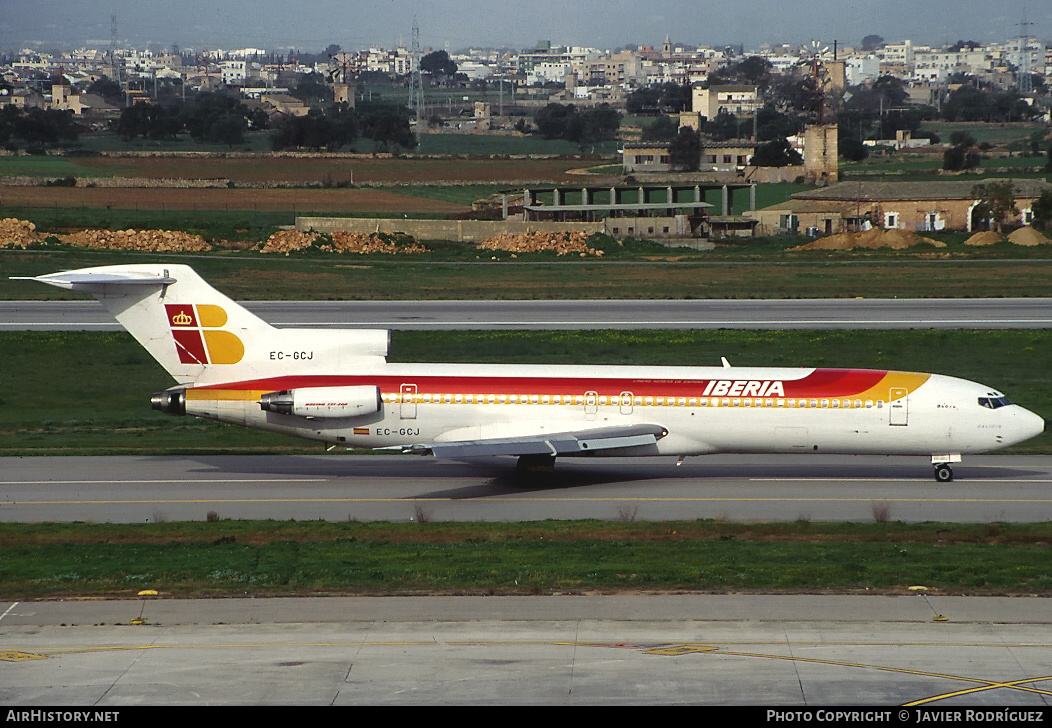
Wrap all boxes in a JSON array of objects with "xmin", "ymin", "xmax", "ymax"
[{"xmin": 296, "ymin": 216, "xmax": 604, "ymax": 242}]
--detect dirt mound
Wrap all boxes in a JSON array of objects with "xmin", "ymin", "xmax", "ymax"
[
  {"xmin": 964, "ymin": 231, "xmax": 1004, "ymax": 246},
  {"xmin": 789, "ymin": 228, "xmax": 945, "ymax": 251},
  {"xmin": 322, "ymin": 231, "xmax": 427, "ymax": 254},
  {"xmin": 477, "ymin": 231, "xmax": 603, "ymax": 256},
  {"xmin": 259, "ymin": 230, "xmax": 318, "ymax": 254},
  {"xmin": 259, "ymin": 230, "xmax": 427, "ymax": 254},
  {"xmin": 0, "ymin": 218, "xmax": 46, "ymax": 248},
  {"xmin": 60, "ymin": 228, "xmax": 211, "ymax": 252},
  {"xmin": 0, "ymin": 218, "xmax": 211, "ymax": 251},
  {"xmin": 1007, "ymin": 226, "xmax": 1051, "ymax": 246}
]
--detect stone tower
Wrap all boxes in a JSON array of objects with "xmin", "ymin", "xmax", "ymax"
[
  {"xmin": 332, "ymin": 83, "xmax": 355, "ymax": 107},
  {"xmin": 803, "ymin": 124, "xmax": 838, "ymax": 184}
]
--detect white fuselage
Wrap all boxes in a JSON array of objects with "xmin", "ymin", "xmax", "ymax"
[{"xmin": 182, "ymin": 361, "xmax": 1045, "ymax": 458}]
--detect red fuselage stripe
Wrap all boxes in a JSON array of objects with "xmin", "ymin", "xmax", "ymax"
[{"xmin": 191, "ymin": 369, "xmax": 893, "ymax": 399}]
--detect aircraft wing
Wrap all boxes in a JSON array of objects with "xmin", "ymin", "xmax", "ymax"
[{"xmin": 402, "ymin": 423, "xmax": 668, "ymax": 458}]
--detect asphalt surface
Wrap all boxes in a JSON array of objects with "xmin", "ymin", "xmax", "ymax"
[
  {"xmin": 3, "ymin": 454, "xmax": 1051, "ymax": 523},
  {"xmin": 3, "ymin": 297, "xmax": 1052, "ymax": 330},
  {"xmin": 2, "ymin": 595, "xmax": 1051, "ymax": 706}
]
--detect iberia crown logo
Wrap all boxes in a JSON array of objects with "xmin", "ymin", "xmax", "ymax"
[{"xmin": 164, "ymin": 304, "xmax": 244, "ymax": 365}]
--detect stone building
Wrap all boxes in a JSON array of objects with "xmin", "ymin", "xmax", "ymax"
[{"xmin": 749, "ymin": 179, "xmax": 1052, "ymax": 236}]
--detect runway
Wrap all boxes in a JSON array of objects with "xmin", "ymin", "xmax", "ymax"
[
  {"xmin": 2, "ymin": 594, "xmax": 1051, "ymax": 706},
  {"xmin": 3, "ymin": 454, "xmax": 1051, "ymax": 523},
  {"xmin": 3, "ymin": 297, "xmax": 1052, "ymax": 330}
]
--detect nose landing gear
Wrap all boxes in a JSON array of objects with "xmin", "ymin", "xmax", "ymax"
[{"xmin": 931, "ymin": 454, "xmax": 960, "ymax": 482}]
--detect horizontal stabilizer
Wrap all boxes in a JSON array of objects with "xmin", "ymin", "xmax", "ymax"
[
  {"xmin": 414, "ymin": 423, "xmax": 668, "ymax": 458},
  {"xmin": 14, "ymin": 270, "xmax": 177, "ymax": 290}
]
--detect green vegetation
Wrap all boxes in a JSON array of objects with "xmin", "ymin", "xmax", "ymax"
[
  {"xmin": 1, "ymin": 520, "xmax": 1049, "ymax": 598},
  {"xmin": 0, "ymin": 207, "xmax": 290, "ymax": 243},
  {"xmin": 2, "ymin": 329, "xmax": 1049, "ymax": 455},
  {"xmin": 6, "ymin": 245, "xmax": 1052, "ymax": 302}
]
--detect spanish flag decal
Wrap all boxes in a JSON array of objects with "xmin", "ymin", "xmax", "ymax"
[
  {"xmin": 353, "ymin": 427, "xmax": 370, "ymax": 435},
  {"xmin": 166, "ymin": 304, "xmax": 244, "ymax": 365}
]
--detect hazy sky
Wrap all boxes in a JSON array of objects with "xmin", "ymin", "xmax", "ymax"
[{"xmin": 3, "ymin": 0, "xmax": 1051, "ymax": 52}]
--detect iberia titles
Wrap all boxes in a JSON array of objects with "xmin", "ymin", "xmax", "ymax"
[{"xmin": 702, "ymin": 380, "xmax": 785, "ymax": 397}]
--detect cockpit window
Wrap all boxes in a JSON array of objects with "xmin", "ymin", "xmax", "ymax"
[{"xmin": 978, "ymin": 396, "xmax": 1012, "ymax": 409}]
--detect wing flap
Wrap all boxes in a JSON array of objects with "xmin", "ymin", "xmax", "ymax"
[{"xmin": 413, "ymin": 423, "xmax": 668, "ymax": 458}]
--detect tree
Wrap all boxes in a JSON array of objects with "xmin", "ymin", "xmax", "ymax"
[
  {"xmin": 667, "ymin": 127, "xmax": 701, "ymax": 171},
  {"xmin": 943, "ymin": 144, "xmax": 980, "ymax": 171},
  {"xmin": 860, "ymin": 35, "xmax": 885, "ymax": 52},
  {"xmin": 292, "ymin": 72, "xmax": 331, "ymax": 103},
  {"xmin": 1031, "ymin": 190, "xmax": 1052, "ymax": 230},
  {"xmin": 114, "ymin": 101, "xmax": 181, "ymax": 141},
  {"xmin": 641, "ymin": 115, "xmax": 679, "ymax": 142},
  {"xmin": 420, "ymin": 50, "xmax": 457, "ymax": 79},
  {"xmin": 704, "ymin": 109, "xmax": 741, "ymax": 141},
  {"xmin": 10, "ymin": 107, "xmax": 80, "ymax": 147},
  {"xmin": 839, "ymin": 135, "xmax": 869, "ymax": 162},
  {"xmin": 566, "ymin": 104, "xmax": 621, "ymax": 144},
  {"xmin": 625, "ymin": 83, "xmax": 689, "ymax": 115},
  {"xmin": 755, "ymin": 105, "xmax": 802, "ymax": 142},
  {"xmin": 971, "ymin": 181, "xmax": 1017, "ymax": 232},
  {"xmin": 534, "ymin": 103, "xmax": 574, "ymax": 139},
  {"xmin": 357, "ymin": 102, "xmax": 416, "ymax": 151},
  {"xmin": 208, "ymin": 113, "xmax": 246, "ymax": 147},
  {"xmin": 87, "ymin": 77, "xmax": 123, "ymax": 105},
  {"xmin": 179, "ymin": 93, "xmax": 250, "ymax": 141},
  {"xmin": 710, "ymin": 56, "xmax": 773, "ymax": 88},
  {"xmin": 751, "ymin": 138, "xmax": 803, "ymax": 167},
  {"xmin": 532, "ymin": 103, "xmax": 621, "ymax": 145}
]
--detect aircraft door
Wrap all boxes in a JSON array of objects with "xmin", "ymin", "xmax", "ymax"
[
  {"xmin": 584, "ymin": 390, "xmax": 599, "ymax": 420},
  {"xmin": 619, "ymin": 391, "xmax": 634, "ymax": 415},
  {"xmin": 400, "ymin": 383, "xmax": 417, "ymax": 419},
  {"xmin": 889, "ymin": 387, "xmax": 908, "ymax": 426}
]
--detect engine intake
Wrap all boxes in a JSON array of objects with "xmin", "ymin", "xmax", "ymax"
[{"xmin": 259, "ymin": 385, "xmax": 381, "ymax": 418}]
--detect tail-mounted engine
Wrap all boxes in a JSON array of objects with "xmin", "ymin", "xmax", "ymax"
[
  {"xmin": 259, "ymin": 385, "xmax": 382, "ymax": 419},
  {"xmin": 151, "ymin": 388, "xmax": 186, "ymax": 416}
]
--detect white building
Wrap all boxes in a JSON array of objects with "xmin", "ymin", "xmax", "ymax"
[
  {"xmin": 845, "ymin": 55, "xmax": 881, "ymax": 85},
  {"xmin": 221, "ymin": 60, "xmax": 247, "ymax": 85}
]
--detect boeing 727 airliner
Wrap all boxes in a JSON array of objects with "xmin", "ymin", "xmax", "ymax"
[{"xmin": 21, "ymin": 264, "xmax": 1044, "ymax": 481}]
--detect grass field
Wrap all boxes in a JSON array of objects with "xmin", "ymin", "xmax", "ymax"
[
  {"xmin": 2, "ymin": 329, "xmax": 1049, "ymax": 455},
  {"xmin": 2, "ymin": 520, "xmax": 1049, "ymax": 598},
  {"xmin": 6, "ymin": 247, "xmax": 1052, "ymax": 301}
]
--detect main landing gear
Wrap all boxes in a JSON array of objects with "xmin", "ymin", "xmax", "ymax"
[{"xmin": 933, "ymin": 463, "xmax": 953, "ymax": 482}]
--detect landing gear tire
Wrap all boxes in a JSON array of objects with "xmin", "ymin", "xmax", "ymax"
[{"xmin": 934, "ymin": 463, "xmax": 953, "ymax": 482}]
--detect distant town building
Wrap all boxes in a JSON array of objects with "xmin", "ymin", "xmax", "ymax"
[{"xmin": 692, "ymin": 85, "xmax": 762, "ymax": 119}]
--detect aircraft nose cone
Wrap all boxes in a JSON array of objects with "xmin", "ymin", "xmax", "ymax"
[{"xmin": 1011, "ymin": 407, "xmax": 1045, "ymax": 445}]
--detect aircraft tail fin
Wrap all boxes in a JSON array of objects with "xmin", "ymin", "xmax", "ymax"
[{"xmin": 21, "ymin": 264, "xmax": 388, "ymax": 386}]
